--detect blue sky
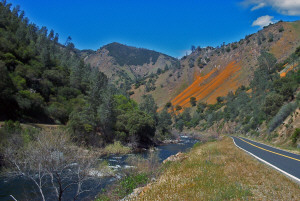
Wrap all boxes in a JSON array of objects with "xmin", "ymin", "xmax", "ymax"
[{"xmin": 8, "ymin": 0, "xmax": 300, "ymax": 58}]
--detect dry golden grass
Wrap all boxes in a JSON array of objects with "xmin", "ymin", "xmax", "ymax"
[{"xmin": 135, "ymin": 137, "xmax": 300, "ymax": 201}]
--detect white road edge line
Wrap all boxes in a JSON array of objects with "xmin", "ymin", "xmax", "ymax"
[
  {"xmin": 231, "ymin": 137, "xmax": 300, "ymax": 184},
  {"xmin": 239, "ymin": 136, "xmax": 300, "ymax": 156}
]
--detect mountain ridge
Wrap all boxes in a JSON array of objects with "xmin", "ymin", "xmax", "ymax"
[
  {"xmin": 130, "ymin": 20, "xmax": 300, "ymax": 109},
  {"xmin": 83, "ymin": 42, "xmax": 179, "ymax": 89}
]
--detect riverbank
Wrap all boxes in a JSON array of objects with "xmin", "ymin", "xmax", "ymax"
[
  {"xmin": 94, "ymin": 135, "xmax": 199, "ymax": 200},
  {"xmin": 134, "ymin": 136, "xmax": 300, "ymax": 200}
]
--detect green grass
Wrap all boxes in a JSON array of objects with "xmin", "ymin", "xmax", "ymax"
[
  {"xmin": 95, "ymin": 173, "xmax": 149, "ymax": 201},
  {"xmin": 137, "ymin": 137, "xmax": 300, "ymax": 200},
  {"xmin": 103, "ymin": 141, "xmax": 131, "ymax": 155}
]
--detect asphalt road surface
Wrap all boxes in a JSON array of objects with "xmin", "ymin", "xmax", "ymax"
[{"xmin": 231, "ymin": 136, "xmax": 300, "ymax": 182}]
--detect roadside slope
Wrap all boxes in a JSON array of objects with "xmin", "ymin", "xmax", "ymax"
[{"xmin": 136, "ymin": 137, "xmax": 300, "ymax": 200}]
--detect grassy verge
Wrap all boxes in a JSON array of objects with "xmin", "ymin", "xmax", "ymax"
[{"xmin": 136, "ymin": 136, "xmax": 300, "ymax": 200}]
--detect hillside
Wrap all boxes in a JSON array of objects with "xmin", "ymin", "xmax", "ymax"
[
  {"xmin": 131, "ymin": 21, "xmax": 300, "ymax": 109},
  {"xmin": 83, "ymin": 42, "xmax": 179, "ymax": 89}
]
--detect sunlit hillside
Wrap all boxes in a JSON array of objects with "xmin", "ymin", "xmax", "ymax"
[{"xmin": 131, "ymin": 21, "xmax": 300, "ymax": 110}]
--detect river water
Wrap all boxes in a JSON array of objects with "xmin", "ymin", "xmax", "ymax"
[{"xmin": 0, "ymin": 136, "xmax": 198, "ymax": 201}]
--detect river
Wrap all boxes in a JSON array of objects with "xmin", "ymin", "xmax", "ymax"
[{"xmin": 0, "ymin": 136, "xmax": 198, "ymax": 201}]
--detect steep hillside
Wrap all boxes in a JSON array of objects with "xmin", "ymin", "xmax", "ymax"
[
  {"xmin": 83, "ymin": 42, "xmax": 178, "ymax": 88},
  {"xmin": 131, "ymin": 21, "xmax": 300, "ymax": 109}
]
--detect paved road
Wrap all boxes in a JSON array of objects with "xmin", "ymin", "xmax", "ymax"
[{"xmin": 231, "ymin": 136, "xmax": 300, "ymax": 182}]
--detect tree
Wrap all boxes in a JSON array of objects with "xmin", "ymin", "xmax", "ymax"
[
  {"xmin": 295, "ymin": 46, "xmax": 300, "ymax": 57},
  {"xmin": 115, "ymin": 110, "xmax": 156, "ymax": 147},
  {"xmin": 175, "ymin": 105, "xmax": 182, "ymax": 111},
  {"xmin": 258, "ymin": 51, "xmax": 277, "ymax": 75},
  {"xmin": 268, "ymin": 32, "xmax": 274, "ymax": 42},
  {"xmin": 181, "ymin": 108, "xmax": 192, "ymax": 123},
  {"xmin": 290, "ymin": 53, "xmax": 298, "ymax": 69},
  {"xmin": 165, "ymin": 102, "xmax": 172, "ymax": 108},
  {"xmin": 156, "ymin": 68, "xmax": 162, "ymax": 74},
  {"xmin": 196, "ymin": 102, "xmax": 207, "ymax": 113},
  {"xmin": 190, "ymin": 97, "xmax": 196, "ymax": 106},
  {"xmin": 251, "ymin": 51, "xmax": 277, "ymax": 92},
  {"xmin": 175, "ymin": 119, "xmax": 184, "ymax": 131},
  {"xmin": 157, "ymin": 109, "xmax": 172, "ymax": 130},
  {"xmin": 156, "ymin": 109, "xmax": 173, "ymax": 139},
  {"xmin": 279, "ymin": 26, "xmax": 284, "ymax": 32},
  {"xmin": 188, "ymin": 58, "xmax": 195, "ymax": 68},
  {"xmin": 0, "ymin": 61, "xmax": 18, "ymax": 119},
  {"xmin": 216, "ymin": 96, "xmax": 224, "ymax": 103},
  {"xmin": 4, "ymin": 130, "xmax": 101, "ymax": 201},
  {"xmin": 164, "ymin": 64, "xmax": 169, "ymax": 71},
  {"xmin": 47, "ymin": 102, "xmax": 69, "ymax": 124},
  {"xmin": 139, "ymin": 94, "xmax": 158, "ymax": 120},
  {"xmin": 280, "ymin": 83, "xmax": 294, "ymax": 101},
  {"xmin": 263, "ymin": 93, "xmax": 283, "ymax": 118},
  {"xmin": 191, "ymin": 45, "xmax": 196, "ymax": 53}
]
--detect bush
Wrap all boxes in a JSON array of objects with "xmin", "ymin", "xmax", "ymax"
[
  {"xmin": 279, "ymin": 26, "xmax": 284, "ymax": 32},
  {"xmin": 291, "ymin": 128, "xmax": 300, "ymax": 144},
  {"xmin": 126, "ymin": 151, "xmax": 159, "ymax": 174},
  {"xmin": 268, "ymin": 102, "xmax": 297, "ymax": 132},
  {"xmin": 263, "ymin": 93, "xmax": 283, "ymax": 118},
  {"xmin": 188, "ymin": 58, "xmax": 195, "ymax": 68},
  {"xmin": 128, "ymin": 91, "xmax": 134, "ymax": 96},
  {"xmin": 190, "ymin": 97, "xmax": 197, "ymax": 106},
  {"xmin": 117, "ymin": 173, "xmax": 148, "ymax": 197},
  {"xmin": 103, "ymin": 141, "xmax": 131, "ymax": 155},
  {"xmin": 165, "ymin": 102, "xmax": 172, "ymax": 108},
  {"xmin": 175, "ymin": 105, "xmax": 182, "ymax": 111},
  {"xmin": 268, "ymin": 32, "xmax": 274, "ymax": 42},
  {"xmin": 3, "ymin": 120, "xmax": 21, "ymax": 134},
  {"xmin": 47, "ymin": 102, "xmax": 69, "ymax": 124},
  {"xmin": 176, "ymin": 119, "xmax": 184, "ymax": 131}
]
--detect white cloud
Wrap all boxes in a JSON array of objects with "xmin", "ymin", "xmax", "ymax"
[
  {"xmin": 251, "ymin": 2, "xmax": 266, "ymax": 11},
  {"xmin": 252, "ymin": 15, "xmax": 275, "ymax": 27},
  {"xmin": 243, "ymin": 0, "xmax": 300, "ymax": 16}
]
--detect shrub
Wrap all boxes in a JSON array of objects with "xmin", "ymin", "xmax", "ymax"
[
  {"xmin": 263, "ymin": 93, "xmax": 284, "ymax": 118},
  {"xmin": 268, "ymin": 32, "xmax": 274, "ymax": 42},
  {"xmin": 114, "ymin": 173, "xmax": 148, "ymax": 199},
  {"xmin": 175, "ymin": 105, "xmax": 182, "ymax": 111},
  {"xmin": 188, "ymin": 58, "xmax": 195, "ymax": 68},
  {"xmin": 156, "ymin": 68, "xmax": 162, "ymax": 74},
  {"xmin": 231, "ymin": 43, "xmax": 238, "ymax": 50},
  {"xmin": 279, "ymin": 26, "xmax": 284, "ymax": 32},
  {"xmin": 126, "ymin": 151, "xmax": 159, "ymax": 174},
  {"xmin": 296, "ymin": 92, "xmax": 300, "ymax": 101},
  {"xmin": 104, "ymin": 141, "xmax": 131, "ymax": 155},
  {"xmin": 176, "ymin": 119, "xmax": 184, "ymax": 131},
  {"xmin": 190, "ymin": 97, "xmax": 197, "ymax": 106},
  {"xmin": 268, "ymin": 102, "xmax": 297, "ymax": 132},
  {"xmin": 165, "ymin": 102, "xmax": 172, "ymax": 108},
  {"xmin": 291, "ymin": 128, "xmax": 300, "ymax": 144},
  {"xmin": 3, "ymin": 120, "xmax": 21, "ymax": 134}
]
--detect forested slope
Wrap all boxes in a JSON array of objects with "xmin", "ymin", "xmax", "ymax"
[{"xmin": 0, "ymin": 1, "xmax": 172, "ymax": 148}]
